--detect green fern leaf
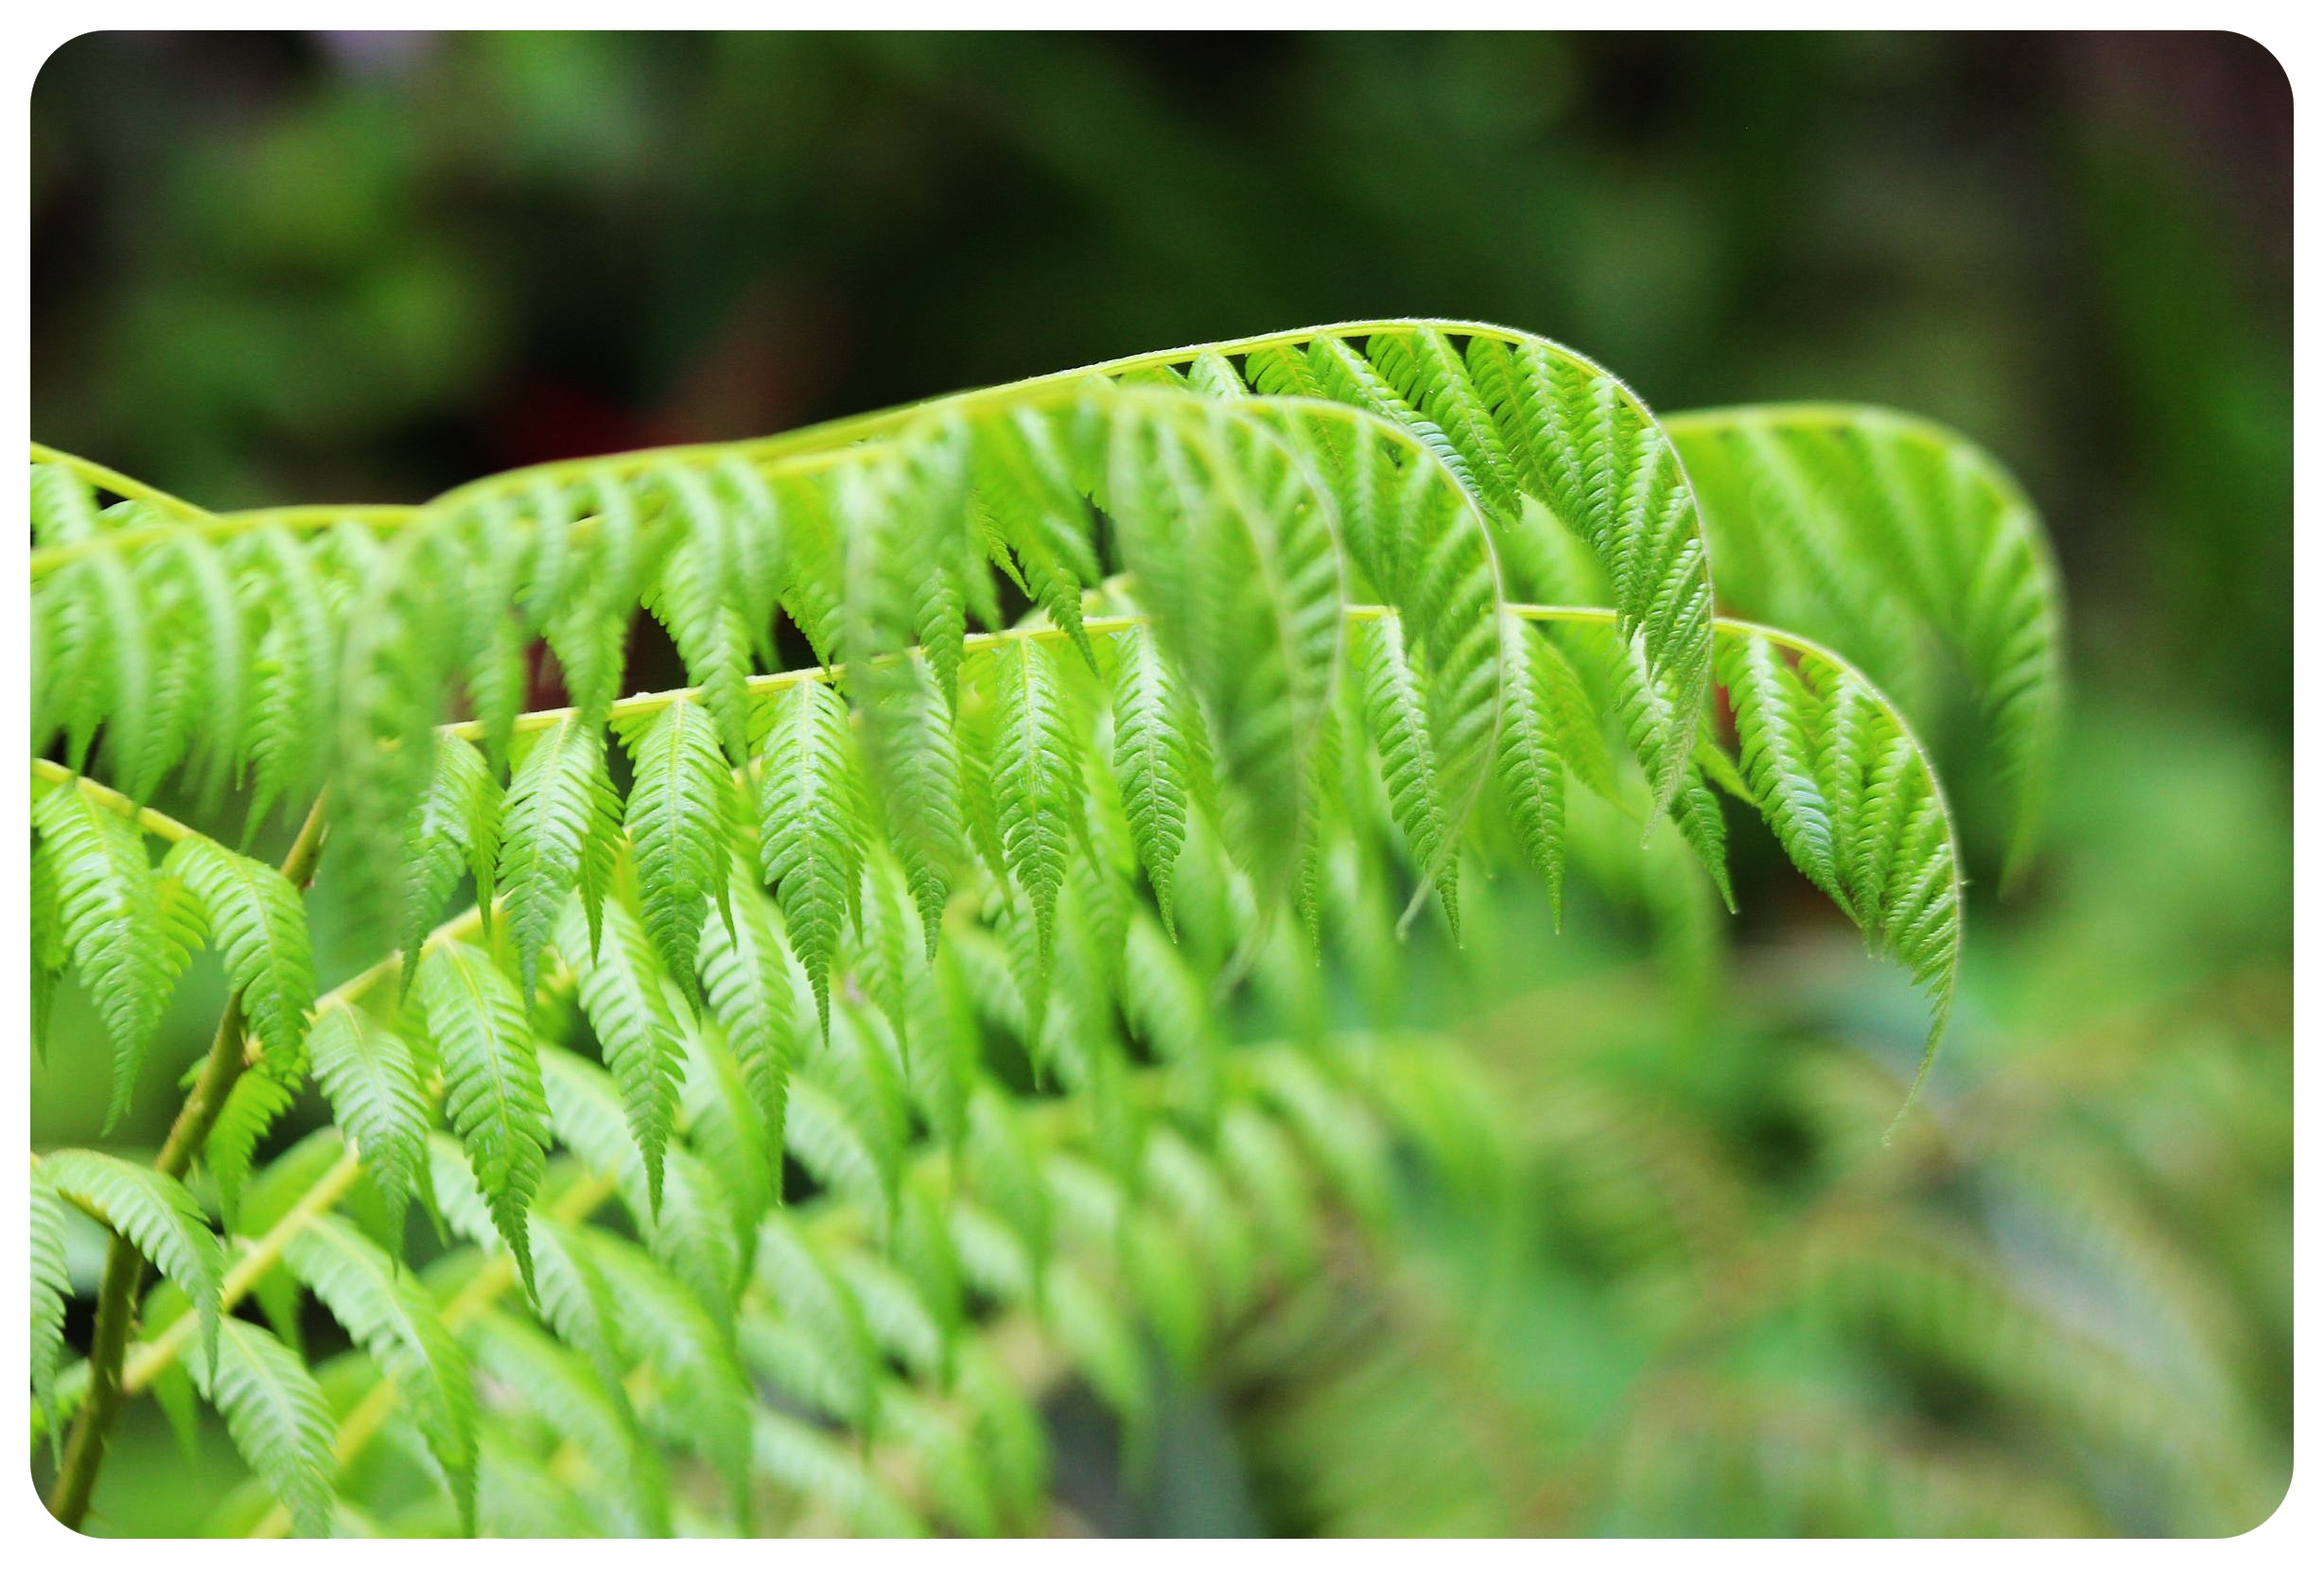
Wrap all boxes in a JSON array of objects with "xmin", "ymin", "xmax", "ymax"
[
  {"xmin": 1670, "ymin": 764, "xmax": 1738, "ymax": 914},
  {"xmin": 811, "ymin": 1005, "xmax": 912, "ymax": 1216},
  {"xmin": 584, "ymin": 1230, "xmax": 757, "ymax": 1530},
  {"xmin": 79, "ymin": 549, "xmax": 157, "ymax": 791},
  {"xmin": 42, "ymin": 1149, "xmax": 223, "ymax": 1370},
  {"xmin": 205, "ymin": 1068, "xmax": 299, "ymax": 1231},
  {"xmin": 327, "ymin": 527, "xmax": 464, "ymax": 939},
  {"xmin": 523, "ymin": 1212, "xmax": 634, "ymax": 1400},
  {"xmin": 615, "ymin": 696, "xmax": 742, "ymax": 991},
  {"xmin": 752, "ymin": 1406, "xmax": 925, "ymax": 1537},
  {"xmin": 1109, "ymin": 623, "xmax": 1197, "ymax": 939},
  {"xmin": 306, "ymin": 1001, "xmax": 430, "ymax": 1240},
  {"xmin": 678, "ymin": 1017, "xmax": 775, "ymax": 1232},
  {"xmin": 412, "ymin": 939, "xmax": 550, "ymax": 1295},
  {"xmin": 556, "ymin": 896, "xmax": 686, "ymax": 1214},
  {"xmin": 962, "ymin": 1085, "xmax": 1051, "ymax": 1286},
  {"xmin": 970, "ymin": 407, "xmax": 1100, "ymax": 667},
  {"xmin": 539, "ymin": 1048, "xmax": 743, "ymax": 1321},
  {"xmin": 161, "ymin": 833, "xmax": 316, "ymax": 1073},
  {"xmin": 30, "ymin": 829, "xmax": 64, "ymax": 1061},
  {"xmin": 826, "ymin": 1243, "xmax": 945, "ymax": 1385},
  {"xmin": 1369, "ymin": 324, "xmax": 1525, "ymax": 520},
  {"xmin": 161, "ymin": 532, "xmax": 251, "ymax": 802},
  {"xmin": 695, "ymin": 864, "xmax": 801, "ymax": 1194},
  {"xmin": 1494, "ymin": 612, "xmax": 1571, "ymax": 924},
  {"xmin": 400, "ymin": 734, "xmax": 502, "ymax": 986},
  {"xmin": 1290, "ymin": 407, "xmax": 1504, "ymax": 849},
  {"xmin": 190, "ymin": 1316, "xmax": 339, "ymax": 1538},
  {"xmin": 646, "ymin": 470, "xmax": 759, "ymax": 764},
  {"xmin": 858, "ymin": 653, "xmax": 968, "ymax": 959},
  {"xmin": 465, "ymin": 1308, "xmax": 673, "ymax": 1535},
  {"xmin": 987, "ymin": 636, "xmax": 1080, "ymax": 1022},
  {"xmin": 235, "ymin": 529, "xmax": 340, "ymax": 838},
  {"xmin": 30, "ymin": 1163, "xmax": 70, "ymax": 1448},
  {"xmin": 710, "ymin": 455, "xmax": 792, "ymax": 666},
  {"xmin": 544, "ymin": 471, "xmax": 656, "ymax": 724},
  {"xmin": 754, "ymin": 676, "xmax": 864, "ymax": 1038},
  {"xmin": 29, "ymin": 460, "xmax": 102, "ymax": 546},
  {"xmin": 1355, "ymin": 614, "xmax": 1459, "ymax": 937},
  {"xmin": 32, "ymin": 781, "xmax": 199, "ymax": 1128},
  {"xmin": 284, "ymin": 1213, "xmax": 479, "ymax": 1528},
  {"xmin": 1106, "ymin": 401, "xmax": 1341, "ymax": 895},
  {"xmin": 1717, "ymin": 626, "xmax": 1964, "ymax": 1081},
  {"xmin": 1720, "ymin": 633, "xmax": 1844, "ymax": 904},
  {"xmin": 746, "ymin": 1211, "xmax": 879, "ymax": 1430},
  {"xmin": 1669, "ymin": 404, "xmax": 2065, "ymax": 875},
  {"xmin": 879, "ymin": 1382, "xmax": 1003, "ymax": 1537},
  {"xmin": 498, "ymin": 714, "xmax": 622, "ymax": 1002}
]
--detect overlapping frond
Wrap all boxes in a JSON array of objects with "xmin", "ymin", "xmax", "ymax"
[
  {"xmin": 29, "ymin": 774, "xmax": 201, "ymax": 1125},
  {"xmin": 27, "ymin": 320, "xmax": 2066, "ymax": 1539},
  {"xmin": 1666, "ymin": 404, "xmax": 2064, "ymax": 874},
  {"xmin": 413, "ymin": 938, "xmax": 551, "ymax": 1295},
  {"xmin": 39, "ymin": 1150, "xmax": 223, "ymax": 1369}
]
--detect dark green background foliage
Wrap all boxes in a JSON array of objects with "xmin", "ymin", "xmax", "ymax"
[{"xmin": 32, "ymin": 31, "xmax": 2290, "ymax": 1535}]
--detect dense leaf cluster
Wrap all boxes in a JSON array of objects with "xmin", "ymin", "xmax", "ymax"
[{"xmin": 28, "ymin": 321, "xmax": 2061, "ymax": 1535}]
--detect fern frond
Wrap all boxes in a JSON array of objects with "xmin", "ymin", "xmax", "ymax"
[
  {"xmin": 30, "ymin": 1164, "xmax": 70, "ymax": 1447},
  {"xmin": 1354, "ymin": 613, "xmax": 1459, "ymax": 937},
  {"xmin": 752, "ymin": 1406, "xmax": 925, "ymax": 1537},
  {"xmin": 1667, "ymin": 404, "xmax": 2065, "ymax": 875},
  {"xmin": 464, "ymin": 1308, "xmax": 673, "ymax": 1535},
  {"xmin": 190, "ymin": 1316, "xmax": 340, "ymax": 1538},
  {"xmin": 643, "ymin": 473, "xmax": 759, "ymax": 765},
  {"xmin": 1104, "ymin": 401, "xmax": 1343, "ymax": 894},
  {"xmin": 695, "ymin": 863, "xmax": 802, "ymax": 1194},
  {"xmin": 205, "ymin": 1068, "xmax": 300, "ymax": 1231},
  {"xmin": 412, "ymin": 940, "xmax": 550, "ymax": 1295},
  {"xmin": 160, "ymin": 833, "xmax": 316, "ymax": 1073},
  {"xmin": 582, "ymin": 1230, "xmax": 757, "ymax": 1529},
  {"xmin": 1493, "ymin": 611, "xmax": 1573, "ymax": 925},
  {"xmin": 1108, "ymin": 623, "xmax": 1198, "ymax": 939},
  {"xmin": 987, "ymin": 636, "xmax": 1082, "ymax": 1029},
  {"xmin": 306, "ymin": 1001, "xmax": 431, "ymax": 1241},
  {"xmin": 1721, "ymin": 635, "xmax": 1845, "ymax": 904},
  {"xmin": 26, "ymin": 317, "xmax": 2078, "ymax": 1540},
  {"xmin": 236, "ymin": 527, "xmax": 341, "ymax": 837},
  {"xmin": 753, "ymin": 676, "xmax": 864, "ymax": 1039},
  {"xmin": 552, "ymin": 900, "xmax": 686, "ymax": 1212},
  {"xmin": 498, "ymin": 715, "xmax": 622, "ymax": 1002},
  {"xmin": 1713, "ymin": 623, "xmax": 1964, "ymax": 1073},
  {"xmin": 31, "ymin": 776, "xmax": 200, "ymax": 1126},
  {"xmin": 284, "ymin": 1213, "xmax": 480, "ymax": 1528},
  {"xmin": 745, "ymin": 1211, "xmax": 880, "ymax": 1430},
  {"xmin": 41, "ymin": 1149, "xmax": 223, "ymax": 1370},
  {"xmin": 860, "ymin": 652, "xmax": 970, "ymax": 959},
  {"xmin": 400, "ymin": 734, "xmax": 501, "ymax": 986},
  {"xmin": 615, "ymin": 695, "xmax": 742, "ymax": 993}
]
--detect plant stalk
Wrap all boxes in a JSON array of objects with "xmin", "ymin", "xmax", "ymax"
[{"xmin": 45, "ymin": 793, "xmax": 331, "ymax": 1530}]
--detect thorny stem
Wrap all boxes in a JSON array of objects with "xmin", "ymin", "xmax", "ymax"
[{"xmin": 45, "ymin": 793, "xmax": 332, "ymax": 1531}]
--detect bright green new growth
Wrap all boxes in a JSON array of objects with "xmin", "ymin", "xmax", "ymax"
[{"xmin": 27, "ymin": 320, "xmax": 2062, "ymax": 1537}]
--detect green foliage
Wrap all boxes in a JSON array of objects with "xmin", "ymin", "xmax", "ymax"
[
  {"xmin": 39, "ymin": 1150, "xmax": 223, "ymax": 1370},
  {"xmin": 282, "ymin": 1215, "xmax": 479, "ymax": 1527},
  {"xmin": 1669, "ymin": 407, "xmax": 2065, "ymax": 876},
  {"xmin": 29, "ymin": 1165, "xmax": 70, "ymax": 1444},
  {"xmin": 413, "ymin": 938, "xmax": 551, "ymax": 1297},
  {"xmin": 190, "ymin": 1316, "xmax": 340, "ymax": 1538},
  {"xmin": 28, "ymin": 319, "xmax": 2069, "ymax": 1537},
  {"xmin": 30, "ymin": 775, "xmax": 201, "ymax": 1127}
]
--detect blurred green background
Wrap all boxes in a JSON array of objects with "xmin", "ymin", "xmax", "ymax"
[{"xmin": 31, "ymin": 31, "xmax": 2291, "ymax": 1536}]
